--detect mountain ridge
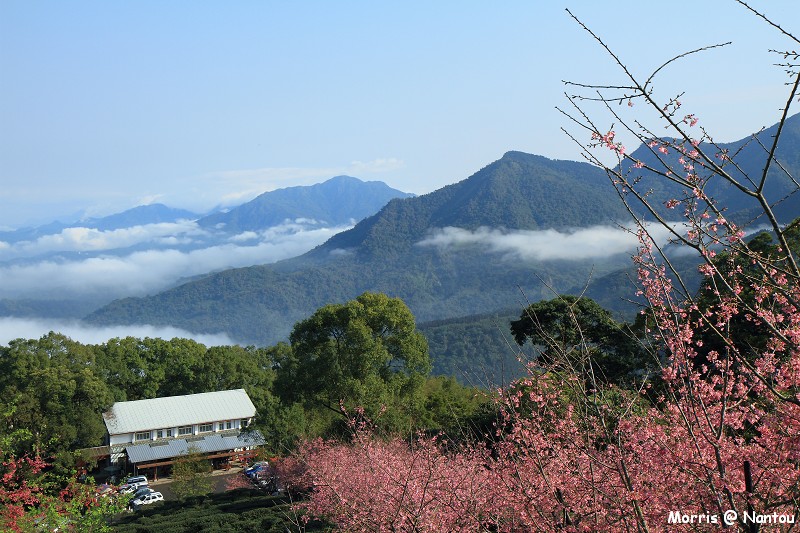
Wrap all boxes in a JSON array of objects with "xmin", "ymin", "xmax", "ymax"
[
  {"xmin": 0, "ymin": 204, "xmax": 200, "ymax": 244},
  {"xmin": 85, "ymin": 151, "xmax": 634, "ymax": 343},
  {"xmin": 0, "ymin": 177, "xmax": 414, "ymax": 321},
  {"xmin": 196, "ymin": 175, "xmax": 415, "ymax": 233},
  {"xmin": 311, "ymin": 152, "xmax": 631, "ymax": 260},
  {"xmin": 84, "ymin": 115, "xmax": 800, "ymax": 346}
]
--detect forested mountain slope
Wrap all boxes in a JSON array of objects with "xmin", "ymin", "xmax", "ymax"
[
  {"xmin": 317, "ymin": 152, "xmax": 629, "ymax": 259},
  {"xmin": 86, "ymin": 152, "xmax": 632, "ymax": 344},
  {"xmin": 87, "ymin": 112, "xmax": 800, "ymax": 347}
]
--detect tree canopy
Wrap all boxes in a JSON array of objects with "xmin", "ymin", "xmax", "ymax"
[
  {"xmin": 510, "ymin": 295, "xmax": 650, "ymax": 386},
  {"xmin": 275, "ymin": 292, "xmax": 432, "ymax": 435}
]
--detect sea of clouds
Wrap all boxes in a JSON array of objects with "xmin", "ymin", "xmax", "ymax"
[
  {"xmin": 1, "ymin": 220, "xmax": 695, "ymax": 347},
  {"xmin": 415, "ymin": 224, "xmax": 681, "ymax": 261},
  {"xmin": 0, "ymin": 219, "xmax": 350, "ymax": 300},
  {"xmin": 0, "ymin": 218, "xmax": 351, "ymax": 346}
]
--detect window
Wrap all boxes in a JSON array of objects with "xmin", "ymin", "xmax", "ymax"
[
  {"xmin": 225, "ymin": 420, "xmax": 232, "ymax": 430},
  {"xmin": 156, "ymin": 429, "xmax": 163, "ymax": 439},
  {"xmin": 166, "ymin": 428, "xmax": 173, "ymax": 438},
  {"xmin": 198, "ymin": 423, "xmax": 213, "ymax": 433},
  {"xmin": 135, "ymin": 431, "xmax": 151, "ymax": 441},
  {"xmin": 178, "ymin": 426, "xmax": 193, "ymax": 436}
]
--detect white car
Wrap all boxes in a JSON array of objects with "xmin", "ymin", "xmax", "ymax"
[
  {"xmin": 131, "ymin": 491, "xmax": 163, "ymax": 506},
  {"xmin": 119, "ymin": 475, "xmax": 148, "ymax": 493},
  {"xmin": 130, "ymin": 487, "xmax": 153, "ymax": 501}
]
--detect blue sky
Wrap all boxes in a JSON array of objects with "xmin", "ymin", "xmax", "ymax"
[{"xmin": 2, "ymin": 0, "xmax": 798, "ymax": 229}]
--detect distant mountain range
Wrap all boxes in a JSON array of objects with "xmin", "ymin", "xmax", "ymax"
[
  {"xmin": 85, "ymin": 114, "xmax": 800, "ymax": 352},
  {"xmin": 580, "ymin": 113, "xmax": 800, "ymax": 316},
  {"xmin": 0, "ymin": 176, "xmax": 413, "ymax": 244},
  {"xmin": 85, "ymin": 152, "xmax": 636, "ymax": 344},
  {"xmin": 618, "ymin": 112, "xmax": 800, "ymax": 223},
  {"xmin": 0, "ymin": 204, "xmax": 200, "ymax": 245},
  {"xmin": 197, "ymin": 175, "xmax": 415, "ymax": 232},
  {"xmin": 0, "ymin": 176, "xmax": 412, "ymax": 318}
]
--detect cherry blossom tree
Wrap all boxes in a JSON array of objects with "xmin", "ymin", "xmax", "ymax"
[
  {"xmin": 1, "ymin": 451, "xmax": 128, "ymax": 532},
  {"xmin": 0, "ymin": 452, "xmax": 47, "ymax": 531}
]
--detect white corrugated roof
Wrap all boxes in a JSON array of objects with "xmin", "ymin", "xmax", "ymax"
[{"xmin": 103, "ymin": 389, "xmax": 256, "ymax": 435}]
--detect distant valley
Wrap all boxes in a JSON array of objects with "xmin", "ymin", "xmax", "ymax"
[
  {"xmin": 3, "ymin": 114, "xmax": 800, "ymax": 380},
  {"xmin": 85, "ymin": 114, "xmax": 800, "ymax": 352},
  {"xmin": 85, "ymin": 151, "xmax": 641, "ymax": 346},
  {"xmin": 0, "ymin": 176, "xmax": 412, "ymax": 318}
]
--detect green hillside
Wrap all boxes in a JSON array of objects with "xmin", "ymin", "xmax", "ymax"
[
  {"xmin": 620, "ymin": 113, "xmax": 800, "ymax": 223},
  {"xmin": 87, "ymin": 113, "xmax": 800, "ymax": 348},
  {"xmin": 318, "ymin": 152, "xmax": 629, "ymax": 258},
  {"xmin": 86, "ymin": 152, "xmax": 632, "ymax": 344},
  {"xmin": 419, "ymin": 310, "xmax": 525, "ymax": 386}
]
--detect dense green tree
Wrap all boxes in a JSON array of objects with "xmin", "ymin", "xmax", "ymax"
[
  {"xmin": 171, "ymin": 446, "xmax": 214, "ymax": 500},
  {"xmin": 95, "ymin": 336, "xmax": 166, "ymax": 401},
  {"xmin": 419, "ymin": 310, "xmax": 526, "ymax": 387},
  {"xmin": 275, "ymin": 292, "xmax": 431, "ymax": 436},
  {"xmin": 154, "ymin": 337, "xmax": 207, "ymax": 396},
  {"xmin": 195, "ymin": 345, "xmax": 275, "ymax": 396},
  {"xmin": 95, "ymin": 337, "xmax": 279, "ymax": 408},
  {"xmin": 0, "ymin": 333, "xmax": 113, "ymax": 471},
  {"xmin": 510, "ymin": 295, "xmax": 649, "ymax": 386},
  {"xmin": 688, "ymin": 219, "xmax": 800, "ymax": 371},
  {"xmin": 417, "ymin": 376, "xmax": 494, "ymax": 440}
]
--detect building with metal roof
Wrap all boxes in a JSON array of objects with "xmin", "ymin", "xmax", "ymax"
[
  {"xmin": 104, "ymin": 388, "xmax": 256, "ymax": 436},
  {"xmin": 125, "ymin": 431, "xmax": 266, "ymax": 465},
  {"xmin": 102, "ymin": 389, "xmax": 261, "ymax": 475}
]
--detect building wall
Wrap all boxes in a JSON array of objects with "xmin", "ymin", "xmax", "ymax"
[{"xmin": 108, "ymin": 417, "xmax": 253, "ymax": 464}]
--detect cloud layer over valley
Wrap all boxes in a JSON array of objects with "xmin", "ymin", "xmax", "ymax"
[
  {"xmin": 0, "ymin": 217, "xmax": 352, "ymax": 347},
  {"xmin": 0, "ymin": 219, "xmax": 351, "ymax": 301},
  {"xmin": 1, "ymin": 220, "xmax": 694, "ymax": 348},
  {"xmin": 0, "ymin": 316, "xmax": 236, "ymax": 347},
  {"xmin": 416, "ymin": 225, "xmax": 676, "ymax": 261}
]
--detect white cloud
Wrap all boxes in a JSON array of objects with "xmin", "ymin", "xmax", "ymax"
[
  {"xmin": 293, "ymin": 218, "xmax": 322, "ymax": 225},
  {"xmin": 415, "ymin": 222, "xmax": 740, "ymax": 262},
  {"xmin": 0, "ymin": 317, "xmax": 236, "ymax": 347},
  {"xmin": 328, "ymin": 248, "xmax": 353, "ymax": 256},
  {"xmin": 229, "ymin": 231, "xmax": 260, "ymax": 242},
  {"xmin": 416, "ymin": 225, "xmax": 673, "ymax": 261},
  {"xmin": 0, "ymin": 222, "xmax": 352, "ymax": 300},
  {"xmin": 8, "ymin": 221, "xmax": 205, "ymax": 257},
  {"xmin": 156, "ymin": 236, "xmax": 194, "ymax": 246}
]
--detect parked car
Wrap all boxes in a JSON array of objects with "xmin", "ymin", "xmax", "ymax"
[
  {"xmin": 130, "ymin": 487, "xmax": 153, "ymax": 501},
  {"xmin": 244, "ymin": 462, "xmax": 269, "ymax": 478},
  {"xmin": 131, "ymin": 491, "xmax": 163, "ymax": 507},
  {"xmin": 119, "ymin": 475, "xmax": 148, "ymax": 493}
]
